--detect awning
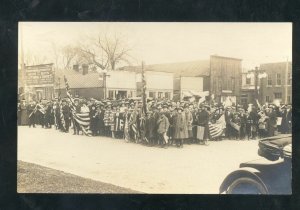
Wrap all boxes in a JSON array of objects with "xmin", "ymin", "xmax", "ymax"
[{"xmin": 182, "ymin": 90, "xmax": 209, "ymax": 97}]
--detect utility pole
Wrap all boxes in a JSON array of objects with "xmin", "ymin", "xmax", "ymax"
[
  {"xmin": 20, "ymin": 22, "xmax": 26, "ymax": 100},
  {"xmin": 254, "ymin": 67, "xmax": 259, "ymax": 102},
  {"xmin": 141, "ymin": 61, "xmax": 147, "ymax": 114},
  {"xmin": 285, "ymin": 57, "xmax": 289, "ymax": 104}
]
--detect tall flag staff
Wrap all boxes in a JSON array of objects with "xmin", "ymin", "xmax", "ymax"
[{"xmin": 141, "ymin": 61, "xmax": 147, "ymax": 114}]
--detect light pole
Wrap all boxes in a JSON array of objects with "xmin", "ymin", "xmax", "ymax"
[
  {"xmin": 98, "ymin": 69, "xmax": 110, "ymax": 99},
  {"xmin": 247, "ymin": 66, "xmax": 267, "ymax": 104}
]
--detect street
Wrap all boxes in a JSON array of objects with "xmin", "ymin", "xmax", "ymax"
[{"xmin": 18, "ymin": 126, "xmax": 262, "ymax": 194}]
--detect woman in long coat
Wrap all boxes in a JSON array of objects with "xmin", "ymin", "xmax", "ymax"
[{"xmin": 174, "ymin": 107, "xmax": 188, "ymax": 147}]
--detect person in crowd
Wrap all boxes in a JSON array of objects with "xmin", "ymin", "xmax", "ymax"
[
  {"xmin": 184, "ymin": 104, "xmax": 194, "ymax": 144},
  {"xmin": 145, "ymin": 110, "xmax": 156, "ymax": 146},
  {"xmin": 231, "ymin": 111, "xmax": 241, "ymax": 140},
  {"xmin": 266, "ymin": 106, "xmax": 277, "ymax": 137},
  {"xmin": 258, "ymin": 110, "xmax": 268, "ymax": 138},
  {"xmin": 45, "ymin": 101, "xmax": 54, "ymax": 128},
  {"xmin": 89, "ymin": 103, "xmax": 98, "ymax": 136},
  {"xmin": 114, "ymin": 106, "xmax": 124, "ymax": 139},
  {"xmin": 129, "ymin": 105, "xmax": 139, "ymax": 142},
  {"xmin": 97, "ymin": 104, "xmax": 105, "ymax": 136},
  {"xmin": 196, "ymin": 104, "xmax": 210, "ymax": 144},
  {"xmin": 123, "ymin": 107, "xmax": 131, "ymax": 142},
  {"xmin": 239, "ymin": 107, "xmax": 247, "ymax": 140},
  {"xmin": 62, "ymin": 100, "xmax": 71, "ymax": 133},
  {"xmin": 157, "ymin": 106, "xmax": 170, "ymax": 148},
  {"xmin": 72, "ymin": 98, "xmax": 81, "ymax": 135},
  {"xmin": 247, "ymin": 106, "xmax": 259, "ymax": 140},
  {"xmin": 27, "ymin": 101, "xmax": 36, "ymax": 128},
  {"xmin": 103, "ymin": 103, "xmax": 112, "ymax": 137},
  {"xmin": 224, "ymin": 106, "xmax": 233, "ymax": 139},
  {"xmin": 280, "ymin": 105, "xmax": 292, "ymax": 134},
  {"xmin": 174, "ymin": 107, "xmax": 188, "ymax": 148}
]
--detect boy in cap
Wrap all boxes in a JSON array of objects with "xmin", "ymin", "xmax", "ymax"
[{"xmin": 157, "ymin": 106, "xmax": 170, "ymax": 148}]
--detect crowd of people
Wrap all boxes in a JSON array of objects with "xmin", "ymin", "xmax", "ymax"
[{"xmin": 18, "ymin": 96, "xmax": 292, "ymax": 148}]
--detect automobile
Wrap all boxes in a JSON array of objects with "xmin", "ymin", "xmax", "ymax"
[{"xmin": 219, "ymin": 134, "xmax": 292, "ymax": 194}]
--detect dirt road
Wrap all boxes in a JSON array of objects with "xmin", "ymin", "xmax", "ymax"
[{"xmin": 18, "ymin": 126, "xmax": 261, "ymax": 193}]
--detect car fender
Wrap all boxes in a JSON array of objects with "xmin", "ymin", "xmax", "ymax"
[{"xmin": 219, "ymin": 167, "xmax": 269, "ymax": 194}]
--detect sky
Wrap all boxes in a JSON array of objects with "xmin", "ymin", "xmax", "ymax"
[{"xmin": 19, "ymin": 22, "xmax": 292, "ymax": 70}]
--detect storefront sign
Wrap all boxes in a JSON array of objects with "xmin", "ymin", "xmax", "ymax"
[{"xmin": 25, "ymin": 64, "xmax": 54, "ymax": 86}]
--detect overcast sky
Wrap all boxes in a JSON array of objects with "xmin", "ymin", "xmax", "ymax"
[{"xmin": 19, "ymin": 22, "xmax": 292, "ymax": 70}]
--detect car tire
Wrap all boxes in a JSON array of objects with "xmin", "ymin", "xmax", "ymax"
[{"xmin": 226, "ymin": 177, "xmax": 268, "ymax": 194}]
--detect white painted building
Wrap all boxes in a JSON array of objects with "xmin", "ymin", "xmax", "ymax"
[
  {"xmin": 105, "ymin": 70, "xmax": 137, "ymax": 99},
  {"xmin": 136, "ymin": 71, "xmax": 174, "ymax": 99}
]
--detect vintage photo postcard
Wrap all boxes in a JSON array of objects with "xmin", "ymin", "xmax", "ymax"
[{"xmin": 17, "ymin": 22, "xmax": 292, "ymax": 194}]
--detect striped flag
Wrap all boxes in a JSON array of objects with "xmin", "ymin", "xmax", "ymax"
[
  {"xmin": 209, "ymin": 114, "xmax": 226, "ymax": 139},
  {"xmin": 64, "ymin": 76, "xmax": 92, "ymax": 136}
]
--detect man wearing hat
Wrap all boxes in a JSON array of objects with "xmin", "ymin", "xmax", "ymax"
[
  {"xmin": 196, "ymin": 104, "xmax": 210, "ymax": 144},
  {"xmin": 224, "ymin": 106, "xmax": 233, "ymax": 139},
  {"xmin": 174, "ymin": 106, "xmax": 188, "ymax": 148},
  {"xmin": 27, "ymin": 101, "xmax": 36, "ymax": 128},
  {"xmin": 266, "ymin": 105, "xmax": 277, "ymax": 137},
  {"xmin": 62, "ymin": 99, "xmax": 71, "ymax": 132},
  {"xmin": 280, "ymin": 105, "xmax": 292, "ymax": 134},
  {"xmin": 157, "ymin": 106, "xmax": 170, "ymax": 148},
  {"xmin": 89, "ymin": 103, "xmax": 98, "ymax": 136}
]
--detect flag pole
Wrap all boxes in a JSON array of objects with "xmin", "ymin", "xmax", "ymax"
[
  {"xmin": 142, "ymin": 61, "xmax": 147, "ymax": 114},
  {"xmin": 285, "ymin": 57, "xmax": 289, "ymax": 104}
]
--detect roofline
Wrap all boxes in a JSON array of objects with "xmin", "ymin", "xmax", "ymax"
[
  {"xmin": 25, "ymin": 63, "xmax": 54, "ymax": 68},
  {"xmin": 210, "ymin": 55, "xmax": 242, "ymax": 61},
  {"xmin": 260, "ymin": 61, "xmax": 292, "ymax": 66}
]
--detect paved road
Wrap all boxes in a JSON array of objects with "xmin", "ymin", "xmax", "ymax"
[{"xmin": 18, "ymin": 126, "xmax": 262, "ymax": 194}]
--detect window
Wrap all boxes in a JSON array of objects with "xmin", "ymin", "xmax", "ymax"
[
  {"xmin": 108, "ymin": 90, "xmax": 114, "ymax": 99},
  {"xmin": 274, "ymin": 92, "xmax": 282, "ymax": 99},
  {"xmin": 149, "ymin": 91, "xmax": 155, "ymax": 98},
  {"xmin": 158, "ymin": 92, "xmax": 163, "ymax": 99},
  {"xmin": 287, "ymin": 95, "xmax": 291, "ymax": 103},
  {"xmin": 231, "ymin": 78, "xmax": 235, "ymax": 90},
  {"xmin": 266, "ymin": 96, "xmax": 270, "ymax": 102},
  {"xmin": 267, "ymin": 76, "xmax": 272, "ymax": 86},
  {"xmin": 74, "ymin": 90, "xmax": 79, "ymax": 97},
  {"xmin": 276, "ymin": 73, "xmax": 281, "ymax": 85},
  {"xmin": 288, "ymin": 73, "xmax": 292, "ymax": 85},
  {"xmin": 241, "ymin": 98, "xmax": 247, "ymax": 104},
  {"xmin": 246, "ymin": 78, "xmax": 251, "ymax": 85},
  {"xmin": 165, "ymin": 92, "xmax": 170, "ymax": 99},
  {"xmin": 218, "ymin": 77, "xmax": 222, "ymax": 91}
]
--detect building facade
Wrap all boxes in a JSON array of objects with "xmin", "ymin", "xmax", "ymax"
[
  {"xmin": 240, "ymin": 72, "xmax": 256, "ymax": 107},
  {"xmin": 105, "ymin": 71, "xmax": 137, "ymax": 99},
  {"xmin": 19, "ymin": 63, "xmax": 55, "ymax": 101},
  {"xmin": 210, "ymin": 55, "xmax": 242, "ymax": 104},
  {"xmin": 173, "ymin": 76, "xmax": 205, "ymax": 100},
  {"xmin": 136, "ymin": 71, "xmax": 174, "ymax": 99},
  {"xmin": 260, "ymin": 62, "xmax": 292, "ymax": 104}
]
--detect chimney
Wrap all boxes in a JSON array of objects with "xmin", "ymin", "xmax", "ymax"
[
  {"xmin": 82, "ymin": 64, "xmax": 88, "ymax": 75},
  {"xmin": 73, "ymin": 64, "xmax": 79, "ymax": 71}
]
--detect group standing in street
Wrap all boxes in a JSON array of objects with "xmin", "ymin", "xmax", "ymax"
[{"xmin": 18, "ymin": 96, "xmax": 292, "ymax": 149}]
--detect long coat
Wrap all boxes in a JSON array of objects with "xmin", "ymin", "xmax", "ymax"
[
  {"xmin": 196, "ymin": 110, "xmax": 210, "ymax": 140},
  {"xmin": 174, "ymin": 112, "xmax": 188, "ymax": 139},
  {"xmin": 157, "ymin": 114, "xmax": 170, "ymax": 134}
]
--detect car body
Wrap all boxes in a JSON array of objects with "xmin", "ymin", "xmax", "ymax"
[{"xmin": 219, "ymin": 134, "xmax": 292, "ymax": 194}]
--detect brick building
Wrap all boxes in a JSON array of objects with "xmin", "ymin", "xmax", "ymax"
[{"xmin": 259, "ymin": 61, "xmax": 292, "ymax": 104}]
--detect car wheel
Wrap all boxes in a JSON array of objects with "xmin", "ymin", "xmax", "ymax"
[{"xmin": 226, "ymin": 177, "xmax": 268, "ymax": 194}]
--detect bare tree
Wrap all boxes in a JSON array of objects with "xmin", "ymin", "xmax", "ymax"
[
  {"xmin": 76, "ymin": 33, "xmax": 133, "ymax": 70},
  {"xmin": 61, "ymin": 45, "xmax": 77, "ymax": 70}
]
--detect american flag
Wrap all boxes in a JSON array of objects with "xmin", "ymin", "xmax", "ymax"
[
  {"xmin": 209, "ymin": 113, "xmax": 226, "ymax": 139},
  {"xmin": 64, "ymin": 76, "xmax": 92, "ymax": 136}
]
